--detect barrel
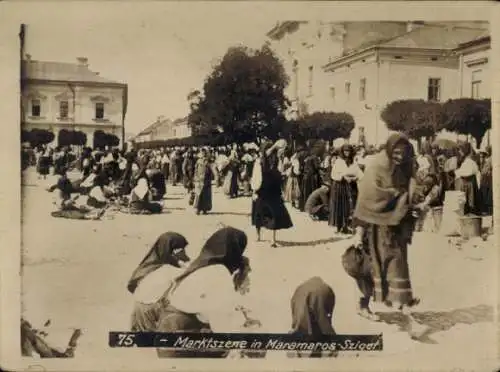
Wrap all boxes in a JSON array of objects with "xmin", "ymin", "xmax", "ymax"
[
  {"xmin": 459, "ymin": 215, "xmax": 482, "ymax": 239},
  {"xmin": 431, "ymin": 207, "xmax": 443, "ymax": 233}
]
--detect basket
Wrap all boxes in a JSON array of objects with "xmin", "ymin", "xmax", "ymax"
[{"xmin": 459, "ymin": 215, "xmax": 482, "ymax": 239}]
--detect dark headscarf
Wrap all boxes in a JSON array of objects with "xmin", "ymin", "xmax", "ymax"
[
  {"xmin": 340, "ymin": 144, "xmax": 355, "ymax": 166},
  {"xmin": 290, "ymin": 277, "xmax": 336, "ymax": 337},
  {"xmin": 353, "ymin": 133, "xmax": 414, "ymax": 226},
  {"xmin": 175, "ymin": 227, "xmax": 248, "ymax": 283},
  {"xmin": 127, "ymin": 232, "xmax": 189, "ymax": 294},
  {"xmin": 385, "ymin": 133, "xmax": 415, "ymax": 190}
]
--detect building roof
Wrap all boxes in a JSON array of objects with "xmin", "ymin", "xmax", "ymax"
[
  {"xmin": 455, "ymin": 32, "xmax": 490, "ymax": 50},
  {"xmin": 266, "ymin": 21, "xmax": 307, "ymax": 40},
  {"xmin": 22, "ymin": 59, "xmax": 126, "ymax": 86},
  {"xmin": 379, "ymin": 25, "xmax": 487, "ymax": 50},
  {"xmin": 324, "ymin": 24, "xmax": 488, "ymax": 71},
  {"xmin": 136, "ymin": 119, "xmax": 169, "ymax": 136}
]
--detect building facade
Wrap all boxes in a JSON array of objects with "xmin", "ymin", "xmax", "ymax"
[
  {"xmin": 134, "ymin": 116, "xmax": 191, "ymax": 143},
  {"xmin": 21, "ymin": 56, "xmax": 128, "ymax": 147},
  {"xmin": 321, "ymin": 24, "xmax": 487, "ymax": 145},
  {"xmin": 266, "ymin": 21, "xmax": 411, "ymax": 117}
]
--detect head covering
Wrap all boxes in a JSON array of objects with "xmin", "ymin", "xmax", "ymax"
[
  {"xmin": 290, "ymin": 277, "xmax": 336, "ymax": 337},
  {"xmin": 127, "ymin": 232, "xmax": 189, "ymax": 293},
  {"xmin": 353, "ymin": 133, "xmax": 413, "ymax": 226},
  {"xmin": 175, "ymin": 227, "xmax": 248, "ymax": 283},
  {"xmin": 340, "ymin": 144, "xmax": 355, "ymax": 165},
  {"xmin": 133, "ymin": 178, "xmax": 149, "ymax": 199}
]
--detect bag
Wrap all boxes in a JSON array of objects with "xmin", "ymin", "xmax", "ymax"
[
  {"xmin": 188, "ymin": 192, "xmax": 195, "ymax": 206},
  {"xmin": 341, "ymin": 244, "xmax": 371, "ymax": 279}
]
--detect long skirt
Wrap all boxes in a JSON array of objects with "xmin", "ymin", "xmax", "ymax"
[
  {"xmin": 37, "ymin": 157, "xmax": 51, "ymax": 176},
  {"xmin": 169, "ymin": 163, "xmax": 177, "ymax": 185},
  {"xmin": 162, "ymin": 163, "xmax": 170, "ymax": 181},
  {"xmin": 480, "ymin": 175, "xmax": 493, "ymax": 215},
  {"xmin": 358, "ymin": 222, "xmax": 415, "ymax": 306},
  {"xmin": 455, "ymin": 176, "xmax": 480, "ymax": 215},
  {"xmin": 300, "ymin": 174, "xmax": 319, "ymax": 212},
  {"xmin": 284, "ymin": 176, "xmax": 301, "ymax": 208},
  {"xmin": 251, "ymin": 197, "xmax": 293, "ymax": 230},
  {"xmin": 155, "ymin": 304, "xmax": 228, "ymax": 358},
  {"xmin": 328, "ymin": 180, "xmax": 356, "ymax": 232},
  {"xmin": 194, "ymin": 184, "xmax": 212, "ymax": 213},
  {"xmin": 130, "ymin": 301, "xmax": 162, "ymax": 332}
]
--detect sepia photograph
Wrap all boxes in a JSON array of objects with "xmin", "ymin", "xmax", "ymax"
[{"xmin": 1, "ymin": 1, "xmax": 498, "ymax": 371}]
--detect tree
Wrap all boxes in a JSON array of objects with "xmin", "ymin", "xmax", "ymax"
[
  {"xmin": 381, "ymin": 99, "xmax": 443, "ymax": 141},
  {"xmin": 93, "ymin": 130, "xmax": 119, "ymax": 149},
  {"xmin": 188, "ymin": 44, "xmax": 290, "ymax": 143},
  {"xmin": 29, "ymin": 129, "xmax": 54, "ymax": 147},
  {"xmin": 441, "ymin": 98, "xmax": 491, "ymax": 145},
  {"xmin": 283, "ymin": 111, "xmax": 355, "ymax": 143},
  {"xmin": 21, "ymin": 130, "xmax": 31, "ymax": 143}
]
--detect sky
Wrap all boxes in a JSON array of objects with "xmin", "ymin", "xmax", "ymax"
[{"xmin": 16, "ymin": 3, "xmax": 276, "ymax": 134}]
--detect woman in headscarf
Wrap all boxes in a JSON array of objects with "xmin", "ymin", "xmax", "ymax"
[
  {"xmin": 283, "ymin": 150, "xmax": 301, "ymax": 207},
  {"xmin": 479, "ymin": 147, "xmax": 493, "ymax": 216},
  {"xmin": 160, "ymin": 149, "xmax": 170, "ymax": 182},
  {"xmin": 128, "ymin": 232, "xmax": 190, "ymax": 332},
  {"xmin": 37, "ymin": 146, "xmax": 52, "ymax": 180},
  {"xmin": 193, "ymin": 148, "xmax": 214, "ymax": 215},
  {"xmin": 251, "ymin": 140, "xmax": 293, "ymax": 247},
  {"xmin": 155, "ymin": 227, "xmax": 255, "ymax": 358},
  {"xmin": 328, "ymin": 144, "xmax": 363, "ymax": 234},
  {"xmin": 299, "ymin": 144, "xmax": 323, "ymax": 212},
  {"xmin": 240, "ymin": 150, "xmax": 255, "ymax": 197},
  {"xmin": 351, "ymin": 133, "xmax": 420, "ymax": 322},
  {"xmin": 454, "ymin": 141, "xmax": 480, "ymax": 215},
  {"xmin": 223, "ymin": 149, "xmax": 240, "ymax": 199},
  {"xmin": 129, "ymin": 165, "xmax": 163, "ymax": 214},
  {"xmin": 47, "ymin": 167, "xmax": 104, "ymax": 220},
  {"xmin": 289, "ymin": 277, "xmax": 337, "ymax": 358},
  {"xmin": 182, "ymin": 149, "xmax": 196, "ymax": 194}
]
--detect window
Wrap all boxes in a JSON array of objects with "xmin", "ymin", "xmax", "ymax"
[
  {"xmin": 471, "ymin": 70, "xmax": 482, "ymax": 99},
  {"xmin": 95, "ymin": 102, "xmax": 104, "ymax": 120},
  {"xmin": 330, "ymin": 87, "xmax": 336, "ymax": 101},
  {"xmin": 345, "ymin": 82, "xmax": 351, "ymax": 96},
  {"xmin": 308, "ymin": 66, "xmax": 314, "ymax": 96},
  {"xmin": 427, "ymin": 78, "xmax": 441, "ymax": 101},
  {"xmin": 31, "ymin": 99, "xmax": 41, "ymax": 117},
  {"xmin": 359, "ymin": 78, "xmax": 367, "ymax": 101},
  {"xmin": 59, "ymin": 101, "xmax": 69, "ymax": 119}
]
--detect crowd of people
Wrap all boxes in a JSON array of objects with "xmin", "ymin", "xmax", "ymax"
[{"xmin": 21, "ymin": 133, "xmax": 493, "ymax": 357}]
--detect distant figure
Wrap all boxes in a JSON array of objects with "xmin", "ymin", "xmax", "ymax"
[{"xmin": 289, "ymin": 277, "xmax": 337, "ymax": 358}]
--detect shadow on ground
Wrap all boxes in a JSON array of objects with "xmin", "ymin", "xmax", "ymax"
[
  {"xmin": 208, "ymin": 212, "xmax": 251, "ymax": 217},
  {"xmin": 376, "ymin": 304, "xmax": 494, "ymax": 344},
  {"xmin": 276, "ymin": 237, "xmax": 345, "ymax": 247}
]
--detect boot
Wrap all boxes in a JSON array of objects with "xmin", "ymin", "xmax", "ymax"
[{"xmin": 357, "ymin": 297, "xmax": 380, "ymax": 322}]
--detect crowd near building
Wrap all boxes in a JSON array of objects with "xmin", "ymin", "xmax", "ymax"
[{"xmin": 21, "ymin": 55, "xmax": 128, "ymax": 148}]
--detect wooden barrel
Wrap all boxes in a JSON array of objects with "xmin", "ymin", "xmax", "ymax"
[{"xmin": 459, "ymin": 216, "xmax": 482, "ymax": 239}]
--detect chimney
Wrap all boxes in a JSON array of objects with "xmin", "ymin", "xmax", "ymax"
[
  {"xmin": 407, "ymin": 21, "xmax": 425, "ymax": 32},
  {"xmin": 77, "ymin": 57, "xmax": 88, "ymax": 67}
]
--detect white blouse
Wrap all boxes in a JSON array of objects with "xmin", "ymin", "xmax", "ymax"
[
  {"xmin": 330, "ymin": 158, "xmax": 363, "ymax": 182},
  {"xmin": 455, "ymin": 157, "xmax": 480, "ymax": 186},
  {"xmin": 168, "ymin": 265, "xmax": 244, "ymax": 333},
  {"xmin": 251, "ymin": 160, "xmax": 263, "ymax": 192},
  {"xmin": 134, "ymin": 265, "xmax": 183, "ymax": 304}
]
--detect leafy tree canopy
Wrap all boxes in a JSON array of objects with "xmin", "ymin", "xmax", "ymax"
[
  {"xmin": 441, "ymin": 98, "xmax": 491, "ymax": 145},
  {"xmin": 188, "ymin": 44, "xmax": 290, "ymax": 143}
]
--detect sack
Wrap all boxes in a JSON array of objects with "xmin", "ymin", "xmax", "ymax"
[
  {"xmin": 341, "ymin": 244, "xmax": 371, "ymax": 279},
  {"xmin": 188, "ymin": 192, "xmax": 195, "ymax": 206}
]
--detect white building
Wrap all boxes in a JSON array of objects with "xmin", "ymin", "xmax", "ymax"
[
  {"xmin": 21, "ymin": 56, "xmax": 128, "ymax": 147},
  {"xmin": 134, "ymin": 116, "xmax": 191, "ymax": 143},
  {"xmin": 322, "ymin": 24, "xmax": 487, "ymax": 145},
  {"xmin": 266, "ymin": 21, "xmax": 412, "ymax": 117}
]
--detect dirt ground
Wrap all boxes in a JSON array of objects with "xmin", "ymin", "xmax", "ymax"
[{"xmin": 21, "ymin": 169, "xmax": 498, "ymax": 366}]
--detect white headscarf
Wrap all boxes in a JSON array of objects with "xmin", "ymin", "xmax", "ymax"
[{"xmin": 133, "ymin": 178, "xmax": 149, "ymax": 199}]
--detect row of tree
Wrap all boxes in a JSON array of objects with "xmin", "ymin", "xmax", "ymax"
[
  {"xmin": 21, "ymin": 129, "xmax": 120, "ymax": 149},
  {"xmin": 381, "ymin": 98, "xmax": 491, "ymax": 146}
]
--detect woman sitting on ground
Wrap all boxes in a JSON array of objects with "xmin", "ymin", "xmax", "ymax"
[{"xmin": 127, "ymin": 232, "xmax": 190, "ymax": 332}]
